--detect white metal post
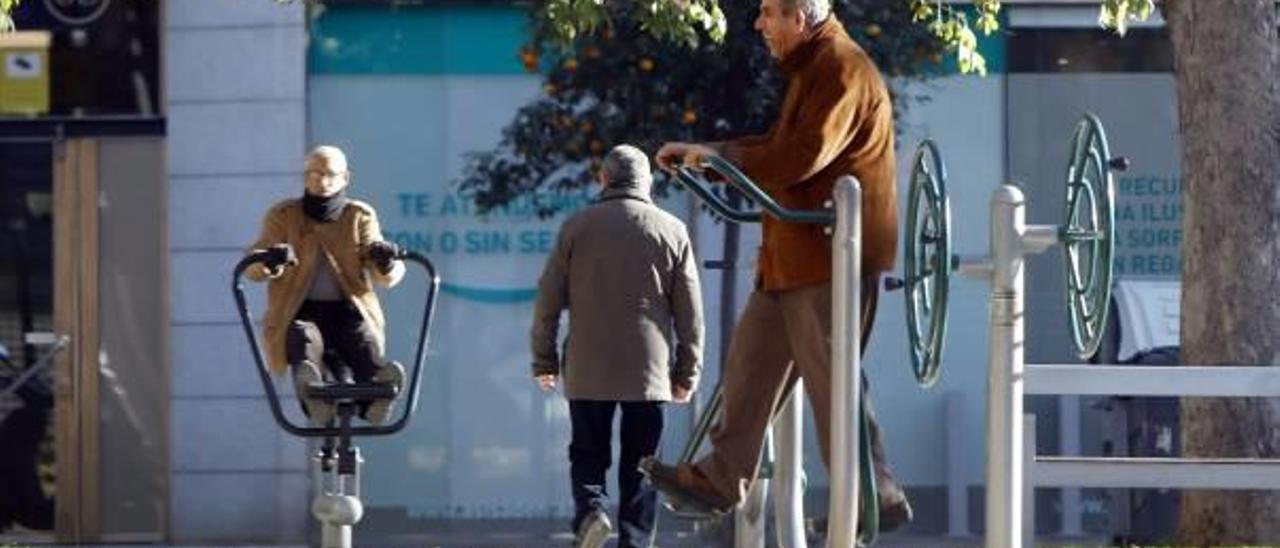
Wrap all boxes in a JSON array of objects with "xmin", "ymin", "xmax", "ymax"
[
  {"xmin": 945, "ymin": 391, "xmax": 970, "ymax": 538},
  {"xmin": 1058, "ymin": 395, "xmax": 1083, "ymax": 537},
  {"xmin": 773, "ymin": 384, "xmax": 807, "ymax": 548},
  {"xmin": 313, "ymin": 447, "xmax": 364, "ymax": 548},
  {"xmin": 736, "ymin": 433, "xmax": 770, "ymax": 548},
  {"xmin": 987, "ymin": 185, "xmax": 1028, "ymax": 548},
  {"xmin": 321, "ymin": 522, "xmax": 351, "ymax": 548},
  {"xmin": 829, "ymin": 177, "xmax": 862, "ymax": 547},
  {"xmin": 1023, "ymin": 414, "xmax": 1037, "ymax": 548}
]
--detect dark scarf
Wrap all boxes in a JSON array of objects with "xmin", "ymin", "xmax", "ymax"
[{"xmin": 302, "ymin": 189, "xmax": 349, "ymax": 223}]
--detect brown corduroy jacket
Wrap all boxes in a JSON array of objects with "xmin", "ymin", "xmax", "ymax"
[
  {"xmin": 718, "ymin": 18, "xmax": 898, "ymax": 290},
  {"xmin": 245, "ymin": 199, "xmax": 404, "ymax": 373}
]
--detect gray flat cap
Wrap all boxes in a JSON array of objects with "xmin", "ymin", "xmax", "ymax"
[{"xmin": 602, "ymin": 144, "xmax": 653, "ymax": 189}]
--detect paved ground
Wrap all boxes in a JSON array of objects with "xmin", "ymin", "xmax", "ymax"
[
  {"xmin": 1, "ymin": 518, "xmax": 1117, "ymax": 547},
  {"xmin": 0, "ymin": 531, "xmax": 1117, "ymax": 547}
]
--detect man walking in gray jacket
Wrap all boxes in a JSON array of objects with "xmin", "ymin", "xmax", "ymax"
[{"xmin": 531, "ymin": 144, "xmax": 704, "ymax": 548}]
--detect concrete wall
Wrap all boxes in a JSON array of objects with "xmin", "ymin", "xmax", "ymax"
[{"xmin": 164, "ymin": 0, "xmax": 309, "ymax": 542}]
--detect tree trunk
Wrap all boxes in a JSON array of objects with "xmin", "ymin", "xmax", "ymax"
[{"xmin": 1168, "ymin": 0, "xmax": 1280, "ymax": 543}]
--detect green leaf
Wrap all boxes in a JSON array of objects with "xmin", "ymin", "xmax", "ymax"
[
  {"xmin": 0, "ymin": 0, "xmax": 18, "ymax": 32},
  {"xmin": 977, "ymin": 12, "xmax": 998, "ymax": 35},
  {"xmin": 910, "ymin": 0, "xmax": 935, "ymax": 23},
  {"xmin": 1098, "ymin": 6, "xmax": 1116, "ymax": 30},
  {"xmin": 1136, "ymin": 0, "xmax": 1153, "ymax": 20},
  {"xmin": 909, "ymin": 1, "xmax": 995, "ymax": 77},
  {"xmin": 1097, "ymin": 0, "xmax": 1154, "ymax": 37},
  {"xmin": 707, "ymin": 3, "xmax": 727, "ymax": 42}
]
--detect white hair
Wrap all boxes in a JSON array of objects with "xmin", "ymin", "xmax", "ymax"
[{"xmin": 783, "ymin": 0, "xmax": 830, "ymax": 29}]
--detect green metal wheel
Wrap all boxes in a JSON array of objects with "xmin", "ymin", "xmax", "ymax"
[
  {"xmin": 1061, "ymin": 113, "xmax": 1118, "ymax": 360},
  {"xmin": 903, "ymin": 139, "xmax": 952, "ymax": 387}
]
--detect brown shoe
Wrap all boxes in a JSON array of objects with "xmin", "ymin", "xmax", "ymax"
[
  {"xmin": 874, "ymin": 457, "xmax": 914, "ymax": 532},
  {"xmin": 815, "ymin": 481, "xmax": 914, "ymax": 535},
  {"xmin": 812, "ymin": 494, "xmax": 913, "ymax": 537},
  {"xmin": 877, "ymin": 495, "xmax": 913, "ymax": 533},
  {"xmin": 637, "ymin": 456, "xmax": 735, "ymax": 516}
]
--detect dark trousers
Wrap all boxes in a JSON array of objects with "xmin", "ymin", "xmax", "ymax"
[
  {"xmin": 569, "ymin": 400, "xmax": 664, "ymax": 548},
  {"xmin": 286, "ymin": 300, "xmax": 384, "ymax": 381},
  {"xmin": 0, "ymin": 387, "xmax": 53, "ymax": 531},
  {"xmin": 286, "ymin": 300, "xmax": 386, "ymax": 416}
]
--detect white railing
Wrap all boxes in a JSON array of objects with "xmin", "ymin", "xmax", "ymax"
[{"xmin": 1018, "ymin": 364, "xmax": 1280, "ymax": 546}]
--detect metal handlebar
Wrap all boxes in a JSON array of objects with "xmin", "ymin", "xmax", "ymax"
[
  {"xmin": 674, "ymin": 166, "xmax": 763, "ymax": 223},
  {"xmin": 232, "ymin": 248, "xmax": 440, "ymax": 438},
  {"xmin": 672, "ymin": 155, "xmax": 835, "ymax": 225},
  {"xmin": 704, "ymin": 155, "xmax": 834, "ymax": 225}
]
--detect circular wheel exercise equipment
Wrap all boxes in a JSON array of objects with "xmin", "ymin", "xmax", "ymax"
[
  {"xmin": 892, "ymin": 139, "xmax": 952, "ymax": 387},
  {"xmin": 1062, "ymin": 114, "xmax": 1126, "ymax": 358},
  {"xmin": 885, "ymin": 112, "xmax": 1125, "ymax": 376},
  {"xmin": 884, "ymin": 112, "xmax": 1127, "ymax": 547},
  {"xmin": 232, "ymin": 248, "xmax": 440, "ymax": 548},
  {"xmin": 668, "ymin": 112, "xmax": 1126, "ymax": 547}
]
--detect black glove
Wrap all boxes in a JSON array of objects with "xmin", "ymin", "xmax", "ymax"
[
  {"xmin": 367, "ymin": 241, "xmax": 400, "ymax": 273},
  {"xmin": 261, "ymin": 243, "xmax": 297, "ymax": 272}
]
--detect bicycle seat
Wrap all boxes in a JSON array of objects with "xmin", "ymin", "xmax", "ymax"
[{"xmin": 305, "ymin": 382, "xmax": 398, "ymax": 402}]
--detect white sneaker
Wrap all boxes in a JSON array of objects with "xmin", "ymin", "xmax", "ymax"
[
  {"xmin": 575, "ymin": 509, "xmax": 612, "ymax": 548},
  {"xmin": 363, "ymin": 360, "xmax": 404, "ymax": 425}
]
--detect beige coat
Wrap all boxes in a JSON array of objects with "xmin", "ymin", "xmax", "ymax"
[
  {"xmin": 245, "ymin": 199, "xmax": 404, "ymax": 373},
  {"xmin": 531, "ymin": 186, "xmax": 704, "ymax": 401}
]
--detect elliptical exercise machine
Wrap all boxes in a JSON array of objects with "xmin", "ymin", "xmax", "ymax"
[{"xmin": 232, "ymin": 247, "xmax": 440, "ymax": 548}]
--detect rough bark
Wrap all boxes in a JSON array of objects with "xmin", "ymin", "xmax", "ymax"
[{"xmin": 1167, "ymin": 0, "xmax": 1280, "ymax": 543}]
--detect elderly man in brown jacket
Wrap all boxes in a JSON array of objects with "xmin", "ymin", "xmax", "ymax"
[
  {"xmin": 644, "ymin": 0, "xmax": 912, "ymax": 531},
  {"xmin": 531, "ymin": 144, "xmax": 704, "ymax": 548},
  {"xmin": 246, "ymin": 145, "xmax": 405, "ymax": 426}
]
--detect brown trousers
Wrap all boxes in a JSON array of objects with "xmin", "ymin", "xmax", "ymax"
[{"xmin": 695, "ymin": 276, "xmax": 889, "ymax": 503}]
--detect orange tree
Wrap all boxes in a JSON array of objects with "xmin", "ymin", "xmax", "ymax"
[{"xmin": 457, "ymin": 0, "xmax": 943, "ymax": 214}]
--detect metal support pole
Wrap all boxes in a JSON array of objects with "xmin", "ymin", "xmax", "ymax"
[
  {"xmin": 1023, "ymin": 414, "xmax": 1037, "ymax": 548},
  {"xmin": 710, "ymin": 189, "xmax": 743, "ymax": 439},
  {"xmin": 945, "ymin": 391, "xmax": 970, "ymax": 538},
  {"xmin": 736, "ymin": 432, "xmax": 770, "ymax": 548},
  {"xmin": 1058, "ymin": 395, "xmax": 1083, "ymax": 537},
  {"xmin": 773, "ymin": 383, "xmax": 806, "ymax": 548},
  {"xmin": 986, "ymin": 185, "xmax": 1028, "ymax": 548},
  {"xmin": 313, "ymin": 443, "xmax": 364, "ymax": 548},
  {"xmin": 828, "ymin": 177, "xmax": 862, "ymax": 547},
  {"xmin": 321, "ymin": 522, "xmax": 352, "ymax": 548}
]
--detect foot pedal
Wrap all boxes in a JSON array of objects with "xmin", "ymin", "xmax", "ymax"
[
  {"xmin": 660, "ymin": 494, "xmax": 729, "ymax": 520},
  {"xmin": 638, "ymin": 462, "xmax": 730, "ymax": 520}
]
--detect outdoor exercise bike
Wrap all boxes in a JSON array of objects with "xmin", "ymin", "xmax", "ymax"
[{"xmin": 232, "ymin": 247, "xmax": 439, "ymax": 548}]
